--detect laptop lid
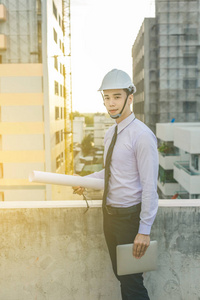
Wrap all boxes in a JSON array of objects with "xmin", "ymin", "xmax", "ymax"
[{"xmin": 116, "ymin": 240, "xmax": 158, "ymax": 276}]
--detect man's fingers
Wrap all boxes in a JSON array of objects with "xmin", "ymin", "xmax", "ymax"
[
  {"xmin": 133, "ymin": 242, "xmax": 149, "ymax": 259},
  {"xmin": 73, "ymin": 186, "xmax": 84, "ymax": 195}
]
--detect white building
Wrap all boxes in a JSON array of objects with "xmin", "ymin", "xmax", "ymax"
[
  {"xmin": 73, "ymin": 117, "xmax": 85, "ymax": 144},
  {"xmin": 94, "ymin": 114, "xmax": 115, "ymax": 147},
  {"xmin": 156, "ymin": 122, "xmax": 200, "ymax": 199},
  {"xmin": 0, "ymin": 1, "xmax": 73, "ymax": 201}
]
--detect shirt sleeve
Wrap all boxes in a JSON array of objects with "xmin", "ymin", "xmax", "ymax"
[
  {"xmin": 85, "ymin": 169, "xmax": 105, "ymax": 180},
  {"xmin": 135, "ymin": 131, "xmax": 159, "ymax": 235}
]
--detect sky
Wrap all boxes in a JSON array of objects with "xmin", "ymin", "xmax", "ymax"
[{"xmin": 70, "ymin": 0, "xmax": 155, "ymax": 113}]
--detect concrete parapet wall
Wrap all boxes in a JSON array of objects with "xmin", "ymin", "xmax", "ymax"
[{"xmin": 0, "ymin": 200, "xmax": 200, "ymax": 300}]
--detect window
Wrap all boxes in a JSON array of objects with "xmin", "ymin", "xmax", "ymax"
[
  {"xmin": 183, "ymin": 79, "xmax": 197, "ymax": 89},
  {"xmin": 55, "ymin": 107, "xmax": 59, "ymax": 120},
  {"xmin": 56, "ymin": 155, "xmax": 61, "ymax": 169},
  {"xmin": 59, "ymin": 39, "xmax": 62, "ymax": 50},
  {"xmin": 191, "ymin": 154, "xmax": 199, "ymax": 171},
  {"xmin": 59, "ymin": 15, "xmax": 61, "ymax": 26},
  {"xmin": 61, "ymin": 130, "xmax": 63, "ymax": 142},
  {"xmin": 0, "ymin": 163, "xmax": 3, "ymax": 178},
  {"xmin": 184, "ymin": 28, "xmax": 198, "ymax": 41},
  {"xmin": 60, "ymin": 152, "xmax": 64, "ymax": 163},
  {"xmin": 53, "ymin": 28, "xmax": 57, "ymax": 43},
  {"xmin": 60, "ymin": 63, "xmax": 62, "ymax": 74},
  {"xmin": 183, "ymin": 101, "xmax": 197, "ymax": 113},
  {"xmin": 60, "ymin": 84, "xmax": 63, "ymax": 97},
  {"xmin": 183, "ymin": 55, "xmax": 197, "ymax": 66},
  {"xmin": 54, "ymin": 56, "xmax": 58, "ymax": 70},
  {"xmin": 54, "ymin": 81, "xmax": 59, "ymax": 95},
  {"xmin": 0, "ymin": 192, "xmax": 4, "ymax": 202},
  {"xmin": 53, "ymin": 1, "xmax": 57, "ymax": 19},
  {"xmin": 0, "ymin": 55, "xmax": 2, "ymax": 64},
  {"xmin": 55, "ymin": 131, "xmax": 60, "ymax": 144}
]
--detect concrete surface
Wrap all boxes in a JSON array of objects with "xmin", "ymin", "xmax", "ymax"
[{"xmin": 0, "ymin": 200, "xmax": 200, "ymax": 300}]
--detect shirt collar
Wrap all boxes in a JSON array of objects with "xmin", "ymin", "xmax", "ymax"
[{"xmin": 116, "ymin": 112, "xmax": 136, "ymax": 134}]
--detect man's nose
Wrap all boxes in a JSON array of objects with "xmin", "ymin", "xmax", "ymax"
[{"xmin": 109, "ymin": 98, "xmax": 115, "ymax": 106}]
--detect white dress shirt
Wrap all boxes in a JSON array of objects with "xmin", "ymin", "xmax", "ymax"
[{"xmin": 87, "ymin": 113, "xmax": 159, "ymax": 235}]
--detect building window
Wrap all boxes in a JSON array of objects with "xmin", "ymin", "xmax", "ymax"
[
  {"xmin": 59, "ymin": 15, "xmax": 61, "ymax": 26},
  {"xmin": 191, "ymin": 154, "xmax": 199, "ymax": 171},
  {"xmin": 183, "ymin": 55, "xmax": 197, "ymax": 66},
  {"xmin": 0, "ymin": 192, "xmax": 4, "ymax": 201},
  {"xmin": 0, "ymin": 55, "xmax": 2, "ymax": 64},
  {"xmin": 183, "ymin": 101, "xmax": 197, "ymax": 113},
  {"xmin": 60, "ymin": 63, "xmax": 62, "ymax": 74},
  {"xmin": 53, "ymin": 1, "xmax": 57, "ymax": 19},
  {"xmin": 56, "ymin": 155, "xmax": 61, "ymax": 169},
  {"xmin": 54, "ymin": 81, "xmax": 59, "ymax": 95},
  {"xmin": 53, "ymin": 28, "xmax": 57, "ymax": 43},
  {"xmin": 55, "ymin": 107, "xmax": 60, "ymax": 120},
  {"xmin": 183, "ymin": 79, "xmax": 197, "ymax": 89},
  {"xmin": 54, "ymin": 56, "xmax": 58, "ymax": 70},
  {"xmin": 184, "ymin": 28, "xmax": 198, "ymax": 41},
  {"xmin": 59, "ymin": 39, "xmax": 62, "ymax": 50},
  {"xmin": 61, "ymin": 130, "xmax": 64, "ymax": 142},
  {"xmin": 0, "ymin": 163, "xmax": 3, "ymax": 178},
  {"xmin": 60, "ymin": 84, "xmax": 63, "ymax": 97},
  {"xmin": 55, "ymin": 131, "xmax": 60, "ymax": 144}
]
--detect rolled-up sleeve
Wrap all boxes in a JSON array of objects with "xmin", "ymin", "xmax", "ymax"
[{"xmin": 135, "ymin": 131, "xmax": 159, "ymax": 235}]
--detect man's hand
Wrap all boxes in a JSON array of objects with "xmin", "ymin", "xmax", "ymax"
[
  {"xmin": 72, "ymin": 186, "xmax": 85, "ymax": 195},
  {"xmin": 133, "ymin": 233, "xmax": 150, "ymax": 259}
]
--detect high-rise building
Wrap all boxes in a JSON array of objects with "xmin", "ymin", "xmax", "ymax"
[
  {"xmin": 132, "ymin": 0, "xmax": 200, "ymax": 133},
  {"xmin": 0, "ymin": 0, "xmax": 73, "ymax": 201}
]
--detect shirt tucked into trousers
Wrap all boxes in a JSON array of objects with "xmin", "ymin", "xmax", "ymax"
[{"xmin": 87, "ymin": 113, "xmax": 158, "ymax": 300}]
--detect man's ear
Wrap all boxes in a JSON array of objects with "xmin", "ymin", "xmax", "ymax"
[{"xmin": 128, "ymin": 94, "xmax": 133, "ymax": 105}]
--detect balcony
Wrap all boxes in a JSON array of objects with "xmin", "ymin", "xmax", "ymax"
[
  {"xmin": 0, "ymin": 34, "xmax": 7, "ymax": 50},
  {"xmin": 0, "ymin": 200, "xmax": 200, "ymax": 300},
  {"xmin": 157, "ymin": 179, "xmax": 180, "ymax": 196},
  {"xmin": 174, "ymin": 161, "xmax": 200, "ymax": 194},
  {"xmin": 159, "ymin": 152, "xmax": 180, "ymax": 170}
]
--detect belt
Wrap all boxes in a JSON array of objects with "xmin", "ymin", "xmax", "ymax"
[{"xmin": 104, "ymin": 203, "xmax": 141, "ymax": 215}]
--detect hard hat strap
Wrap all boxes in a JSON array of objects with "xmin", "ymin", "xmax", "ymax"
[
  {"xmin": 109, "ymin": 93, "xmax": 129, "ymax": 119},
  {"xmin": 100, "ymin": 91, "xmax": 130, "ymax": 119}
]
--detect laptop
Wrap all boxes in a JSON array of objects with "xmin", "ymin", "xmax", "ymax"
[{"xmin": 116, "ymin": 240, "xmax": 158, "ymax": 276}]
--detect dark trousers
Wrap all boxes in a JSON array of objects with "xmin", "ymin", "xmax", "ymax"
[{"xmin": 103, "ymin": 206, "xmax": 150, "ymax": 300}]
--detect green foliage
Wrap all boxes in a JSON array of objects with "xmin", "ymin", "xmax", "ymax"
[
  {"xmin": 81, "ymin": 134, "xmax": 94, "ymax": 156},
  {"xmin": 158, "ymin": 142, "xmax": 174, "ymax": 155}
]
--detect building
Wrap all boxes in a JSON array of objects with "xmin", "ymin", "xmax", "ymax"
[
  {"xmin": 94, "ymin": 114, "xmax": 115, "ymax": 148},
  {"xmin": 73, "ymin": 116, "xmax": 85, "ymax": 144},
  {"xmin": 156, "ymin": 122, "xmax": 200, "ymax": 199},
  {"xmin": 0, "ymin": 0, "xmax": 73, "ymax": 201},
  {"xmin": 132, "ymin": 0, "xmax": 200, "ymax": 133}
]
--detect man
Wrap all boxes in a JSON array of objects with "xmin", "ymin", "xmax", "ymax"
[{"xmin": 73, "ymin": 69, "xmax": 158, "ymax": 299}]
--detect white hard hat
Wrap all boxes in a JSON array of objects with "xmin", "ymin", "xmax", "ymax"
[{"xmin": 98, "ymin": 69, "xmax": 136, "ymax": 94}]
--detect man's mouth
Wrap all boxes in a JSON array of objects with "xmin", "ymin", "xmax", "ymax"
[{"xmin": 109, "ymin": 109, "xmax": 118, "ymax": 114}]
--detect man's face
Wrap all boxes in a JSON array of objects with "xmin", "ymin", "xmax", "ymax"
[{"xmin": 103, "ymin": 89, "xmax": 133, "ymax": 121}]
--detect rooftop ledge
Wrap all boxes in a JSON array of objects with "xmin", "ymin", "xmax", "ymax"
[
  {"xmin": 0, "ymin": 199, "xmax": 199, "ymax": 209},
  {"xmin": 1, "ymin": 199, "xmax": 200, "ymax": 299}
]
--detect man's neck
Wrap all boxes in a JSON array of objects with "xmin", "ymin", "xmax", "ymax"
[{"xmin": 115, "ymin": 111, "xmax": 132, "ymax": 124}]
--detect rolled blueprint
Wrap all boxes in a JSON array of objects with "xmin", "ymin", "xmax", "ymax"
[{"xmin": 29, "ymin": 171, "xmax": 104, "ymax": 190}]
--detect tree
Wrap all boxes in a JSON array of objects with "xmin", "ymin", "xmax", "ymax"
[{"xmin": 81, "ymin": 134, "xmax": 94, "ymax": 156}]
